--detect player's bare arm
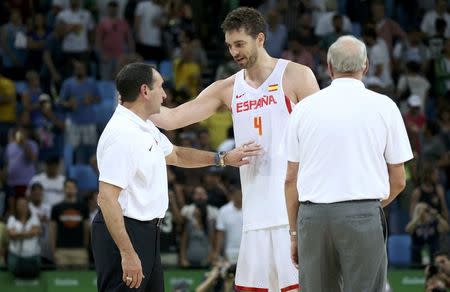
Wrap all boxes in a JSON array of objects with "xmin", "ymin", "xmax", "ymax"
[
  {"xmin": 283, "ymin": 62, "xmax": 320, "ymax": 104},
  {"xmin": 151, "ymin": 76, "xmax": 235, "ymax": 130}
]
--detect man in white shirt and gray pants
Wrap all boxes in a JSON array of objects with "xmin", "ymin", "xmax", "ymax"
[
  {"xmin": 284, "ymin": 35, "xmax": 414, "ymax": 292},
  {"xmin": 92, "ymin": 63, "xmax": 261, "ymax": 292}
]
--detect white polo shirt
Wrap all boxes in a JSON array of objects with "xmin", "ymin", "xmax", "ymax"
[
  {"xmin": 285, "ymin": 78, "xmax": 413, "ymax": 203},
  {"xmin": 97, "ymin": 105, "xmax": 173, "ymax": 221}
]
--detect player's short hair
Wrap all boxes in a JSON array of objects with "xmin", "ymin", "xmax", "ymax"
[
  {"xmin": 327, "ymin": 35, "xmax": 367, "ymax": 73},
  {"xmin": 221, "ymin": 7, "xmax": 267, "ymax": 39},
  {"xmin": 116, "ymin": 63, "xmax": 155, "ymax": 102}
]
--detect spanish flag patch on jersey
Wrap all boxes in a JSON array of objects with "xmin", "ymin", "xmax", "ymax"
[{"xmin": 268, "ymin": 84, "xmax": 278, "ymax": 92}]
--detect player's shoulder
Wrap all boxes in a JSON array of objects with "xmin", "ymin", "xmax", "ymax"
[
  {"xmin": 203, "ymin": 74, "xmax": 236, "ymax": 99},
  {"xmin": 284, "ymin": 61, "xmax": 314, "ymax": 78}
]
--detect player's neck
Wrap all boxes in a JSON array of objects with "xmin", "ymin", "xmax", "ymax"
[{"xmin": 245, "ymin": 53, "xmax": 277, "ymax": 84}]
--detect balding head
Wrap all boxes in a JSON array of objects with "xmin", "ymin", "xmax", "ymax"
[{"xmin": 327, "ymin": 35, "xmax": 367, "ymax": 76}]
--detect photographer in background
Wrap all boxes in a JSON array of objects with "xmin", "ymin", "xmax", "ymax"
[
  {"xmin": 427, "ymin": 251, "xmax": 450, "ymax": 289},
  {"xmin": 196, "ymin": 259, "xmax": 237, "ymax": 292},
  {"xmin": 406, "ymin": 203, "xmax": 450, "ymax": 266}
]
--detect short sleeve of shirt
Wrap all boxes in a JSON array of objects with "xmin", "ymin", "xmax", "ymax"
[
  {"xmin": 384, "ymin": 103, "xmax": 414, "ymax": 164},
  {"xmin": 159, "ymin": 132, "xmax": 173, "ymax": 156},
  {"xmin": 285, "ymin": 110, "xmax": 301, "ymax": 162},
  {"xmin": 98, "ymin": 137, "xmax": 137, "ymax": 189}
]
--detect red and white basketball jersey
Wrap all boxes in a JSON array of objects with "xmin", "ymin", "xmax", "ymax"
[{"xmin": 231, "ymin": 59, "xmax": 293, "ymax": 231}]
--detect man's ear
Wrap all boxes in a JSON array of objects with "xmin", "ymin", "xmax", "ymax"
[
  {"xmin": 327, "ymin": 62, "xmax": 334, "ymax": 79},
  {"xmin": 363, "ymin": 59, "xmax": 369, "ymax": 75}
]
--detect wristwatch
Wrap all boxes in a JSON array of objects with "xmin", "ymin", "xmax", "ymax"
[
  {"xmin": 289, "ymin": 230, "xmax": 297, "ymax": 236},
  {"xmin": 215, "ymin": 151, "xmax": 227, "ymax": 167}
]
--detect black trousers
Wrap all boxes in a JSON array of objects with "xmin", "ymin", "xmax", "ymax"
[{"xmin": 91, "ymin": 211, "xmax": 164, "ymax": 292}]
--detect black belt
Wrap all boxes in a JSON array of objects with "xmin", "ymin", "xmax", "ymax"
[
  {"xmin": 301, "ymin": 199, "xmax": 380, "ymax": 205},
  {"xmin": 97, "ymin": 210, "xmax": 163, "ymax": 227},
  {"xmin": 124, "ymin": 215, "xmax": 163, "ymax": 227}
]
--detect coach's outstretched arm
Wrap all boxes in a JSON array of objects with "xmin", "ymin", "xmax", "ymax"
[{"xmin": 165, "ymin": 141, "xmax": 261, "ymax": 168}]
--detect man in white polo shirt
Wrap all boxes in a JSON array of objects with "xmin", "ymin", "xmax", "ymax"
[
  {"xmin": 284, "ymin": 35, "xmax": 414, "ymax": 291},
  {"xmin": 91, "ymin": 63, "xmax": 261, "ymax": 292}
]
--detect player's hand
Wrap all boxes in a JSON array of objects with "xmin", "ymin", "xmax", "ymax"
[
  {"xmin": 290, "ymin": 237, "xmax": 299, "ymax": 270},
  {"xmin": 121, "ymin": 250, "xmax": 145, "ymax": 288},
  {"xmin": 225, "ymin": 141, "xmax": 262, "ymax": 167}
]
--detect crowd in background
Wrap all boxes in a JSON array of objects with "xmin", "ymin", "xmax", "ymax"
[{"xmin": 0, "ymin": 0, "xmax": 449, "ymax": 290}]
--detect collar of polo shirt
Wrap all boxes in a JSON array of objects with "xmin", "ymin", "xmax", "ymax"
[
  {"xmin": 116, "ymin": 104, "xmax": 154, "ymax": 132},
  {"xmin": 331, "ymin": 77, "xmax": 365, "ymax": 88}
]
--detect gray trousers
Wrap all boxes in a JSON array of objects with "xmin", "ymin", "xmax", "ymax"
[{"xmin": 297, "ymin": 200, "xmax": 387, "ymax": 292}]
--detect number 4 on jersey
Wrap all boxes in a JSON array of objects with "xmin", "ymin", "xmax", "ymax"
[{"xmin": 253, "ymin": 116, "xmax": 262, "ymax": 136}]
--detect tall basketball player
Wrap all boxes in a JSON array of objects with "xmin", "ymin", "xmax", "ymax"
[{"xmin": 152, "ymin": 7, "xmax": 319, "ymax": 291}]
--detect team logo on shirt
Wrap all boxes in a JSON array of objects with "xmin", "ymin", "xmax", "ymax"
[
  {"xmin": 268, "ymin": 84, "xmax": 278, "ymax": 92},
  {"xmin": 236, "ymin": 95, "xmax": 277, "ymax": 113}
]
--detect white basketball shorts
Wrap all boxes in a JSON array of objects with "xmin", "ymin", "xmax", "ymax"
[{"xmin": 235, "ymin": 225, "xmax": 299, "ymax": 292}]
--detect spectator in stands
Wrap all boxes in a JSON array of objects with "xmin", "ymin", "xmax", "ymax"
[
  {"xmin": 214, "ymin": 185, "xmax": 242, "ymax": 264},
  {"xmin": 60, "ymin": 60, "xmax": 100, "ymax": 163},
  {"xmin": 393, "ymin": 29, "xmax": 430, "ymax": 74},
  {"xmin": 363, "ymin": 26, "xmax": 393, "ymax": 91},
  {"xmin": 403, "ymin": 95, "xmax": 426, "ymax": 153},
  {"xmin": 134, "ymin": 0, "xmax": 166, "ymax": 62},
  {"xmin": 421, "ymin": 121, "xmax": 447, "ymax": 164},
  {"xmin": 396, "ymin": 62, "xmax": 430, "ymax": 112},
  {"xmin": 174, "ymin": 30, "xmax": 208, "ymax": 70},
  {"xmin": 371, "ymin": 1, "xmax": 406, "ymax": 54},
  {"xmin": 4, "ymin": 127, "xmax": 38, "ymax": 210},
  {"xmin": 180, "ymin": 185, "xmax": 218, "ymax": 267},
  {"xmin": 215, "ymin": 50, "xmax": 240, "ymax": 81},
  {"xmin": 282, "ymin": 32, "xmax": 316, "ymax": 73},
  {"xmin": 320, "ymin": 14, "xmax": 346, "ymax": 52},
  {"xmin": 42, "ymin": 23, "xmax": 65, "ymax": 93},
  {"xmin": 6, "ymin": 197, "xmax": 41, "ymax": 278},
  {"xmin": 198, "ymin": 129, "xmax": 213, "ymax": 151},
  {"xmin": 200, "ymin": 105, "xmax": 233, "ymax": 150},
  {"xmin": 28, "ymin": 156, "xmax": 65, "ymax": 209},
  {"xmin": 0, "ymin": 66, "xmax": 17, "ymax": 147},
  {"xmin": 410, "ymin": 164, "xmax": 448, "ymax": 221},
  {"xmin": 56, "ymin": 0, "xmax": 95, "ymax": 74},
  {"xmin": 264, "ymin": 9, "xmax": 287, "ymax": 58},
  {"xmin": 28, "ymin": 182, "xmax": 52, "ymax": 264},
  {"xmin": 173, "ymin": 40, "xmax": 201, "ymax": 102},
  {"xmin": 202, "ymin": 167, "xmax": 228, "ymax": 209},
  {"xmin": 26, "ymin": 13, "xmax": 49, "ymax": 71},
  {"xmin": 432, "ymin": 38, "xmax": 450, "ymax": 100},
  {"xmin": 95, "ymin": 0, "xmax": 134, "ymax": 80},
  {"xmin": 21, "ymin": 71, "xmax": 44, "ymax": 126},
  {"xmin": 427, "ymin": 18, "xmax": 447, "ymax": 61},
  {"xmin": 421, "ymin": 0, "xmax": 450, "ymax": 38},
  {"xmin": 0, "ymin": 10, "xmax": 27, "ymax": 80},
  {"xmin": 406, "ymin": 202, "xmax": 449, "ymax": 266},
  {"xmin": 314, "ymin": 5, "xmax": 352, "ymax": 37},
  {"xmin": 50, "ymin": 179, "xmax": 90, "ymax": 268}
]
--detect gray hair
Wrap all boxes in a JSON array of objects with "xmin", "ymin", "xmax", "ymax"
[{"xmin": 327, "ymin": 35, "xmax": 367, "ymax": 73}]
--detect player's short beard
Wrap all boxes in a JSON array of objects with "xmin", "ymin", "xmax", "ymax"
[{"xmin": 241, "ymin": 47, "xmax": 258, "ymax": 69}]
